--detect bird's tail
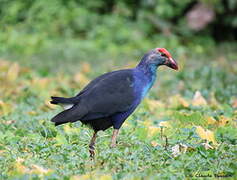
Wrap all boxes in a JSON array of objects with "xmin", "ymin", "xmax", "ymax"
[
  {"xmin": 50, "ymin": 96, "xmax": 75, "ymax": 105},
  {"xmin": 51, "ymin": 104, "xmax": 88, "ymax": 126}
]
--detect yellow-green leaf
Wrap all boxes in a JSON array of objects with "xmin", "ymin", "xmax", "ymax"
[
  {"xmin": 6, "ymin": 62, "xmax": 19, "ymax": 82},
  {"xmin": 196, "ymin": 126, "xmax": 217, "ymax": 145},
  {"xmin": 0, "ymin": 100, "xmax": 12, "ymax": 116},
  {"xmin": 192, "ymin": 91, "xmax": 207, "ymax": 106}
]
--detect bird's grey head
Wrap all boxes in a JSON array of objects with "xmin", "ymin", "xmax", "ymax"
[{"xmin": 138, "ymin": 48, "xmax": 178, "ymax": 70}]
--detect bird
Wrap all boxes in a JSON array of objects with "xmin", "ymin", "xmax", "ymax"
[{"xmin": 50, "ymin": 48, "xmax": 178, "ymax": 157}]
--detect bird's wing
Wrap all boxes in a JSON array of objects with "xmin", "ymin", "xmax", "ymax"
[
  {"xmin": 51, "ymin": 104, "xmax": 88, "ymax": 126},
  {"xmin": 51, "ymin": 69, "xmax": 138, "ymax": 125},
  {"xmin": 76, "ymin": 70, "xmax": 118, "ymax": 96},
  {"xmin": 78, "ymin": 69, "xmax": 137, "ymax": 120}
]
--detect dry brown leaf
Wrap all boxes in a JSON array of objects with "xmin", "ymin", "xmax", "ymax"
[
  {"xmin": 196, "ymin": 126, "xmax": 217, "ymax": 145},
  {"xmin": 147, "ymin": 126, "xmax": 160, "ymax": 137},
  {"xmin": 31, "ymin": 78, "xmax": 52, "ymax": 99},
  {"xmin": 73, "ymin": 72, "xmax": 90, "ymax": 86},
  {"xmin": 64, "ymin": 124, "xmax": 80, "ymax": 134},
  {"xmin": 210, "ymin": 92, "xmax": 219, "ymax": 107},
  {"xmin": 206, "ymin": 116, "xmax": 230, "ymax": 126},
  {"xmin": 81, "ymin": 62, "xmax": 91, "ymax": 73},
  {"xmin": 177, "ymin": 95, "xmax": 189, "ymax": 107},
  {"xmin": 147, "ymin": 121, "xmax": 171, "ymax": 138},
  {"xmin": 0, "ymin": 100, "xmax": 12, "ymax": 116},
  {"xmin": 71, "ymin": 174, "xmax": 91, "ymax": 180},
  {"xmin": 179, "ymin": 96, "xmax": 190, "ymax": 107},
  {"xmin": 16, "ymin": 158, "xmax": 24, "ymax": 163},
  {"xmin": 99, "ymin": 174, "xmax": 112, "ymax": 180},
  {"xmin": 0, "ymin": 150, "xmax": 6, "ymax": 154},
  {"xmin": 14, "ymin": 158, "xmax": 52, "ymax": 175},
  {"xmin": 168, "ymin": 94, "xmax": 190, "ymax": 108},
  {"xmin": 171, "ymin": 143, "xmax": 188, "ymax": 157},
  {"xmin": 2, "ymin": 120, "xmax": 16, "ymax": 125},
  {"xmin": 0, "ymin": 59, "xmax": 11, "ymax": 72},
  {"xmin": 145, "ymin": 99, "xmax": 165, "ymax": 112},
  {"xmin": 151, "ymin": 141, "xmax": 159, "ymax": 147},
  {"xmin": 31, "ymin": 164, "xmax": 52, "ymax": 175},
  {"xmin": 232, "ymin": 99, "xmax": 237, "ymax": 108},
  {"xmin": 159, "ymin": 121, "xmax": 170, "ymax": 128},
  {"xmin": 6, "ymin": 62, "xmax": 20, "ymax": 82},
  {"xmin": 202, "ymin": 142, "xmax": 214, "ymax": 150},
  {"xmin": 142, "ymin": 120, "xmax": 152, "ymax": 127},
  {"xmin": 15, "ymin": 158, "xmax": 30, "ymax": 174},
  {"xmin": 207, "ymin": 116, "xmax": 216, "ymax": 125},
  {"xmin": 178, "ymin": 81, "xmax": 185, "ymax": 91},
  {"xmin": 71, "ymin": 173, "xmax": 112, "ymax": 180},
  {"xmin": 32, "ymin": 78, "xmax": 50, "ymax": 90},
  {"xmin": 218, "ymin": 115, "xmax": 231, "ymax": 126},
  {"xmin": 192, "ymin": 91, "xmax": 207, "ymax": 106},
  {"xmin": 122, "ymin": 121, "xmax": 130, "ymax": 127},
  {"xmin": 20, "ymin": 67, "xmax": 31, "ymax": 74},
  {"xmin": 27, "ymin": 111, "xmax": 38, "ymax": 116},
  {"xmin": 45, "ymin": 100, "xmax": 57, "ymax": 110}
]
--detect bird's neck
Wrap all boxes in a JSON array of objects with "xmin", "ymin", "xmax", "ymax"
[
  {"xmin": 135, "ymin": 62, "xmax": 157, "ymax": 98},
  {"xmin": 136, "ymin": 61, "xmax": 158, "ymax": 77},
  {"xmin": 136, "ymin": 62, "xmax": 158, "ymax": 90}
]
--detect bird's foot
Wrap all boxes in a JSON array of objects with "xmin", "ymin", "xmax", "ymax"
[
  {"xmin": 110, "ymin": 143, "xmax": 117, "ymax": 148},
  {"xmin": 89, "ymin": 145, "xmax": 95, "ymax": 159},
  {"xmin": 110, "ymin": 129, "xmax": 119, "ymax": 148},
  {"xmin": 89, "ymin": 131, "xmax": 97, "ymax": 159}
]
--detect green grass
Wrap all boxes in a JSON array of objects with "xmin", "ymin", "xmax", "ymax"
[{"xmin": 0, "ymin": 47, "xmax": 237, "ymax": 179}]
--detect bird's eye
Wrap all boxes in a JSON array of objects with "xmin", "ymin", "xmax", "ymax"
[{"xmin": 161, "ymin": 53, "xmax": 166, "ymax": 57}]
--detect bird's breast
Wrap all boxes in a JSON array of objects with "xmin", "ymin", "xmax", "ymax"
[{"xmin": 133, "ymin": 71, "xmax": 157, "ymax": 99}]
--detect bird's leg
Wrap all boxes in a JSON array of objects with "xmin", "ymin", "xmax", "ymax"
[
  {"xmin": 110, "ymin": 129, "xmax": 119, "ymax": 148},
  {"xmin": 89, "ymin": 131, "xmax": 97, "ymax": 158}
]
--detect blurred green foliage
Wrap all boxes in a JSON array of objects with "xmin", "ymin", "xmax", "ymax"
[
  {"xmin": 1, "ymin": 0, "xmax": 236, "ymax": 58},
  {"xmin": 0, "ymin": 59, "xmax": 236, "ymax": 179}
]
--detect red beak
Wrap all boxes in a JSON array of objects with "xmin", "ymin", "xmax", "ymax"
[{"xmin": 166, "ymin": 58, "xmax": 178, "ymax": 70}]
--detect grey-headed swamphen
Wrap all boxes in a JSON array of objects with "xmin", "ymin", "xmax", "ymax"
[{"xmin": 50, "ymin": 48, "xmax": 178, "ymax": 157}]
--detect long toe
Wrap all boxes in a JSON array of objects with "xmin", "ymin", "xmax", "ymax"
[
  {"xmin": 89, "ymin": 148, "xmax": 95, "ymax": 158},
  {"xmin": 110, "ymin": 143, "xmax": 117, "ymax": 148},
  {"xmin": 89, "ymin": 144, "xmax": 96, "ymax": 158}
]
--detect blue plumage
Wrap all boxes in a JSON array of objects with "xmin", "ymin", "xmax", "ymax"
[
  {"xmin": 133, "ymin": 68, "xmax": 157, "ymax": 99},
  {"xmin": 50, "ymin": 48, "xmax": 178, "ymax": 157}
]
